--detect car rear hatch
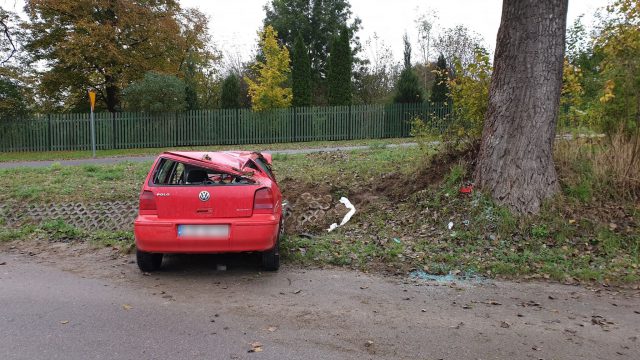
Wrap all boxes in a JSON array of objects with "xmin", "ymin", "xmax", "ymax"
[{"xmin": 150, "ymin": 153, "xmax": 260, "ymax": 219}]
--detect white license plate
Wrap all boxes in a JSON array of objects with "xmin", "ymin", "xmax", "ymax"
[{"xmin": 177, "ymin": 225, "xmax": 229, "ymax": 239}]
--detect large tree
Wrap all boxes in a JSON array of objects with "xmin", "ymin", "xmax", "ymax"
[
  {"xmin": 24, "ymin": 0, "xmax": 212, "ymax": 112},
  {"xmin": 327, "ymin": 28, "xmax": 352, "ymax": 106},
  {"xmin": 291, "ymin": 33, "xmax": 313, "ymax": 107},
  {"xmin": 475, "ymin": 0, "xmax": 568, "ymax": 214}
]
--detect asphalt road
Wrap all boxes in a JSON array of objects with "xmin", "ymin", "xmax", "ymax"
[
  {"xmin": 1, "ymin": 242, "xmax": 639, "ymax": 360},
  {"xmin": 0, "ymin": 143, "xmax": 420, "ymax": 169}
]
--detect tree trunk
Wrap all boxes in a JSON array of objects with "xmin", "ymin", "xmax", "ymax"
[
  {"xmin": 474, "ymin": 0, "xmax": 568, "ymax": 214},
  {"xmin": 105, "ymin": 75, "xmax": 119, "ymax": 113}
]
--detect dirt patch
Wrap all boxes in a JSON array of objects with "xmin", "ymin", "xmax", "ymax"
[
  {"xmin": 375, "ymin": 142, "xmax": 479, "ymax": 201},
  {"xmin": 279, "ymin": 144, "xmax": 480, "ymax": 237}
]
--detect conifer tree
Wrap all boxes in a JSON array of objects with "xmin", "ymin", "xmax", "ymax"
[
  {"xmin": 220, "ymin": 73, "xmax": 241, "ymax": 109},
  {"xmin": 430, "ymin": 54, "xmax": 449, "ymax": 103},
  {"xmin": 292, "ymin": 33, "xmax": 312, "ymax": 107},
  {"xmin": 394, "ymin": 33, "xmax": 424, "ymax": 103},
  {"xmin": 327, "ymin": 28, "xmax": 352, "ymax": 106}
]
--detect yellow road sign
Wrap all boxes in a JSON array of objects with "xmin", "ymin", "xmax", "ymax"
[{"xmin": 88, "ymin": 90, "xmax": 96, "ymax": 111}]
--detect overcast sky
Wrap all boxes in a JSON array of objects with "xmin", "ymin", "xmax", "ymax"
[{"xmin": 3, "ymin": 0, "xmax": 610, "ymax": 65}]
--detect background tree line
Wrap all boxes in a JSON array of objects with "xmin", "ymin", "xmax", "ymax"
[
  {"xmin": 1, "ymin": 0, "xmax": 638, "ymax": 142},
  {"xmin": 0, "ymin": 0, "xmax": 490, "ymax": 118}
]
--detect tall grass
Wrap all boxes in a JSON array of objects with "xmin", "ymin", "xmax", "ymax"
[{"xmin": 555, "ymin": 129, "xmax": 640, "ymax": 200}]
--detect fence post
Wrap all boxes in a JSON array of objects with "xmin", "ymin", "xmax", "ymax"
[
  {"xmin": 47, "ymin": 114, "xmax": 52, "ymax": 151},
  {"xmin": 348, "ymin": 105, "xmax": 352, "ymax": 140},
  {"xmin": 111, "ymin": 112, "xmax": 116, "ymax": 149},
  {"xmin": 174, "ymin": 112, "xmax": 179, "ymax": 146}
]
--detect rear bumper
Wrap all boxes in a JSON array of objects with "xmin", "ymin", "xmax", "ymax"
[{"xmin": 134, "ymin": 214, "xmax": 280, "ymax": 254}]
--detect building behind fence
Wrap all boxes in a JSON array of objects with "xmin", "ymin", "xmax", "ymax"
[{"xmin": 0, "ymin": 103, "xmax": 452, "ymax": 152}]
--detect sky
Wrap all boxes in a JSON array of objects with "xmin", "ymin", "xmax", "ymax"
[
  {"xmin": 3, "ymin": 0, "xmax": 610, "ymax": 65},
  {"xmin": 182, "ymin": 0, "xmax": 609, "ymax": 64}
]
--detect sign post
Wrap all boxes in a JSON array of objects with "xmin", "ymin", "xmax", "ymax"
[{"xmin": 88, "ymin": 90, "xmax": 96, "ymax": 158}]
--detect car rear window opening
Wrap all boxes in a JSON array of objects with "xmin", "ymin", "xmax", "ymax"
[{"xmin": 152, "ymin": 158, "xmax": 255, "ymax": 186}]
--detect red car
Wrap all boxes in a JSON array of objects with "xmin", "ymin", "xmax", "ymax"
[{"xmin": 134, "ymin": 151, "xmax": 283, "ymax": 272}]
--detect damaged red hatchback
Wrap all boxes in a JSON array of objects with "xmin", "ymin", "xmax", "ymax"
[{"xmin": 134, "ymin": 151, "xmax": 283, "ymax": 272}]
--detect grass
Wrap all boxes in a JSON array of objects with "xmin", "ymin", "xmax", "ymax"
[
  {"xmin": 0, "ymin": 137, "xmax": 417, "ymax": 163},
  {"xmin": 0, "ymin": 141, "xmax": 637, "ymax": 284}
]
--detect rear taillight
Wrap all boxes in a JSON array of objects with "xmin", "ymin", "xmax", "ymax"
[
  {"xmin": 254, "ymin": 188, "xmax": 274, "ymax": 214},
  {"xmin": 139, "ymin": 190, "xmax": 157, "ymax": 214}
]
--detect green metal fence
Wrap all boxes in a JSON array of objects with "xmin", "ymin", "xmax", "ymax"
[{"xmin": 0, "ymin": 103, "xmax": 452, "ymax": 152}]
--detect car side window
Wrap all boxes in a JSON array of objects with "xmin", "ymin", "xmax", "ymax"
[
  {"xmin": 254, "ymin": 158, "xmax": 275, "ymax": 180},
  {"xmin": 153, "ymin": 159, "xmax": 185, "ymax": 185},
  {"xmin": 153, "ymin": 158, "xmax": 175, "ymax": 185},
  {"xmin": 169, "ymin": 163, "xmax": 185, "ymax": 184}
]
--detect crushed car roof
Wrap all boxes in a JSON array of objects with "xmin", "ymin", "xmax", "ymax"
[{"xmin": 161, "ymin": 151, "xmax": 269, "ymax": 176}]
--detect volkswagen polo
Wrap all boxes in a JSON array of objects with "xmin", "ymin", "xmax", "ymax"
[{"xmin": 134, "ymin": 151, "xmax": 283, "ymax": 272}]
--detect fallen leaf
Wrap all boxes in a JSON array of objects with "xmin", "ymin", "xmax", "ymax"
[
  {"xmin": 364, "ymin": 340, "xmax": 374, "ymax": 347},
  {"xmin": 60, "ymin": 320, "xmax": 69, "ymax": 324},
  {"xmin": 267, "ymin": 326, "xmax": 277, "ymax": 332},
  {"xmin": 360, "ymin": 286, "xmax": 369, "ymax": 290},
  {"xmin": 293, "ymin": 289, "xmax": 302, "ymax": 294},
  {"xmin": 500, "ymin": 321, "xmax": 510, "ymax": 328},
  {"xmin": 248, "ymin": 342, "xmax": 263, "ymax": 353},
  {"xmin": 122, "ymin": 304, "xmax": 133, "ymax": 310}
]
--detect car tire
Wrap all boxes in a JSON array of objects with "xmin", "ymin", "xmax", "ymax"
[
  {"xmin": 262, "ymin": 225, "xmax": 282, "ymax": 271},
  {"xmin": 136, "ymin": 249, "xmax": 163, "ymax": 272}
]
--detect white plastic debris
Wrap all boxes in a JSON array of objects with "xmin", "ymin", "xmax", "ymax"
[
  {"xmin": 447, "ymin": 221, "xmax": 454, "ymax": 230},
  {"xmin": 327, "ymin": 197, "xmax": 357, "ymax": 232}
]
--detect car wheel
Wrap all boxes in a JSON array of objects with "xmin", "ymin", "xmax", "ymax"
[
  {"xmin": 136, "ymin": 249, "xmax": 163, "ymax": 272},
  {"xmin": 262, "ymin": 225, "xmax": 282, "ymax": 271}
]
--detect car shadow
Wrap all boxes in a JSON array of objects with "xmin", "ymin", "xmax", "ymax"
[{"xmin": 158, "ymin": 252, "xmax": 265, "ymax": 275}]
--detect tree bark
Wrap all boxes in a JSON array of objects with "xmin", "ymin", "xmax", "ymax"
[
  {"xmin": 105, "ymin": 75, "xmax": 119, "ymax": 113},
  {"xmin": 474, "ymin": 0, "xmax": 568, "ymax": 214}
]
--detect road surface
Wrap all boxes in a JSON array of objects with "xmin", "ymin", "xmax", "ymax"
[{"xmin": 1, "ymin": 240, "xmax": 638, "ymax": 360}]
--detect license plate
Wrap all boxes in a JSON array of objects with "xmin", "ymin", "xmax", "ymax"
[{"xmin": 177, "ymin": 225, "xmax": 229, "ymax": 239}]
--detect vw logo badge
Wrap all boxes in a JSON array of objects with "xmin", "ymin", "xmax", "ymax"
[{"xmin": 198, "ymin": 191, "xmax": 210, "ymax": 202}]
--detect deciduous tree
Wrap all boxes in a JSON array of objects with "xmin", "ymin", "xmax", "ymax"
[
  {"xmin": 475, "ymin": 0, "xmax": 568, "ymax": 214},
  {"xmin": 24, "ymin": 0, "xmax": 212, "ymax": 112},
  {"xmin": 434, "ymin": 25, "xmax": 485, "ymax": 76},
  {"xmin": 122, "ymin": 72, "xmax": 187, "ymax": 113},
  {"xmin": 354, "ymin": 33, "xmax": 399, "ymax": 104},
  {"xmin": 245, "ymin": 26, "xmax": 292, "ymax": 111}
]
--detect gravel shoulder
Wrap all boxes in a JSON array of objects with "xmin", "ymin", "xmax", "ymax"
[{"xmin": 1, "ymin": 240, "xmax": 639, "ymax": 360}]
